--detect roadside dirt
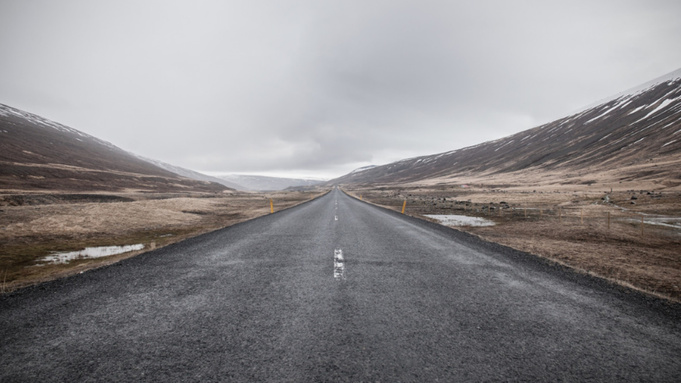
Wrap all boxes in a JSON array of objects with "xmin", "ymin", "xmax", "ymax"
[
  {"xmin": 348, "ymin": 185, "xmax": 681, "ymax": 302},
  {"xmin": 0, "ymin": 189, "xmax": 326, "ymax": 292}
]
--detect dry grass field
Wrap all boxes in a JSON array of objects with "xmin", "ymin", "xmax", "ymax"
[
  {"xmin": 347, "ymin": 184, "xmax": 681, "ymax": 302},
  {"xmin": 0, "ymin": 189, "xmax": 326, "ymax": 293},
  {"xmin": 5, "ymin": 181, "xmax": 680, "ymax": 302}
]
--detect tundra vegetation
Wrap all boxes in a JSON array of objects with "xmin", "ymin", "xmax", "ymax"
[{"xmin": 346, "ymin": 183, "xmax": 681, "ymax": 302}]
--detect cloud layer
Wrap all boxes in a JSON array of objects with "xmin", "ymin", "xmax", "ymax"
[{"xmin": 2, "ymin": 0, "xmax": 680, "ymax": 178}]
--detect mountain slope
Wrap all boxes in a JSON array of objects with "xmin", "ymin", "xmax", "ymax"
[
  {"xmin": 134, "ymin": 156, "xmax": 247, "ymax": 191},
  {"xmin": 0, "ymin": 103, "xmax": 229, "ymax": 193},
  {"xmin": 218, "ymin": 174, "xmax": 323, "ymax": 191},
  {"xmin": 330, "ymin": 68, "xmax": 681, "ymax": 188}
]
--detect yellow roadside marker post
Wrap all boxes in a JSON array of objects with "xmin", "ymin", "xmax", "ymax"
[
  {"xmin": 401, "ymin": 200, "xmax": 407, "ymax": 214},
  {"xmin": 270, "ymin": 199, "xmax": 274, "ymax": 214}
]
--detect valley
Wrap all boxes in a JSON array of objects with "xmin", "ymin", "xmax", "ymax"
[
  {"xmin": 2, "ymin": 69, "xmax": 680, "ymax": 305},
  {"xmin": 3, "ymin": 4, "xmax": 681, "ymax": 380}
]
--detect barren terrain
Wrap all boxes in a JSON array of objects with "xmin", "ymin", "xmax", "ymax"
[
  {"xmin": 347, "ymin": 182, "xmax": 681, "ymax": 302},
  {"xmin": 0, "ymin": 189, "xmax": 326, "ymax": 292}
]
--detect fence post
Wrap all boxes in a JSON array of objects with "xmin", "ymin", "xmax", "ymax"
[
  {"xmin": 640, "ymin": 215, "xmax": 644, "ymax": 236},
  {"xmin": 559, "ymin": 207, "xmax": 562, "ymax": 224},
  {"xmin": 606, "ymin": 212, "xmax": 610, "ymax": 230}
]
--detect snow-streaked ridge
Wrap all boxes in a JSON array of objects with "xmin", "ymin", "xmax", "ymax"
[
  {"xmin": 330, "ymin": 67, "xmax": 681, "ymax": 185},
  {"xmin": 0, "ymin": 103, "xmax": 119, "ymax": 151},
  {"xmin": 576, "ymin": 67, "xmax": 681, "ymax": 114}
]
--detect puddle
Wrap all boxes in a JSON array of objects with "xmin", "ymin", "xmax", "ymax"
[
  {"xmin": 425, "ymin": 214, "xmax": 495, "ymax": 227},
  {"xmin": 40, "ymin": 244, "xmax": 145, "ymax": 264},
  {"xmin": 625, "ymin": 217, "xmax": 681, "ymax": 229}
]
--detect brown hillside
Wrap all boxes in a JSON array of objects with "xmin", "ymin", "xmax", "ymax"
[
  {"xmin": 331, "ymin": 71, "xmax": 681, "ymax": 189},
  {"xmin": 0, "ymin": 104, "xmax": 228, "ymax": 193}
]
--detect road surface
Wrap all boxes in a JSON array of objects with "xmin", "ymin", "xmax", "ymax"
[{"xmin": 1, "ymin": 188, "xmax": 680, "ymax": 381}]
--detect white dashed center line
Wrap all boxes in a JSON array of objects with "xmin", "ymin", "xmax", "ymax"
[{"xmin": 333, "ymin": 249, "xmax": 345, "ymax": 280}]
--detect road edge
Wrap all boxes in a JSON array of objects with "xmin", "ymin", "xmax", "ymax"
[
  {"xmin": 341, "ymin": 189, "xmax": 681, "ymax": 318},
  {"xmin": 0, "ymin": 189, "xmax": 334, "ymax": 299}
]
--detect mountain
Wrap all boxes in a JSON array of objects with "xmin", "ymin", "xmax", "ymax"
[
  {"xmin": 134, "ymin": 156, "xmax": 247, "ymax": 191},
  {"xmin": 218, "ymin": 174, "xmax": 323, "ymax": 191},
  {"xmin": 348, "ymin": 165, "xmax": 377, "ymax": 175},
  {"xmin": 330, "ymin": 68, "xmax": 681, "ymax": 189},
  {"xmin": 0, "ymin": 103, "xmax": 229, "ymax": 193}
]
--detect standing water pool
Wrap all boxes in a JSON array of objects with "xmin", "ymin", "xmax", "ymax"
[
  {"xmin": 39, "ymin": 244, "xmax": 145, "ymax": 264},
  {"xmin": 424, "ymin": 214, "xmax": 495, "ymax": 227}
]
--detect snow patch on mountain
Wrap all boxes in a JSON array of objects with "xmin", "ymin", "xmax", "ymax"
[
  {"xmin": 329, "ymin": 67, "xmax": 681, "ymax": 186},
  {"xmin": 0, "ymin": 103, "xmax": 119, "ymax": 151}
]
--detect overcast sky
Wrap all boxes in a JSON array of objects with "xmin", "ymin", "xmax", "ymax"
[{"xmin": 1, "ymin": 0, "xmax": 680, "ymax": 179}]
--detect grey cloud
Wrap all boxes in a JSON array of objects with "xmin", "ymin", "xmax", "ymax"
[{"xmin": 2, "ymin": 0, "xmax": 681, "ymax": 178}]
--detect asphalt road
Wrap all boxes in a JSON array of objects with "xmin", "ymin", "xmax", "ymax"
[{"xmin": 1, "ymin": 188, "xmax": 680, "ymax": 382}]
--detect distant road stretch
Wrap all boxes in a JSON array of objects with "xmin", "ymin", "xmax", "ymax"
[{"xmin": 1, "ymin": 188, "xmax": 680, "ymax": 381}]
